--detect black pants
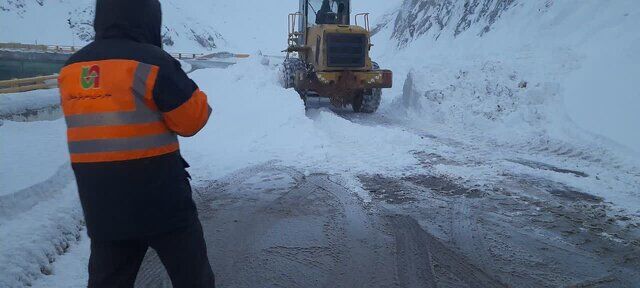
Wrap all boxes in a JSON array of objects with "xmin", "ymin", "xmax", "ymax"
[{"xmin": 88, "ymin": 221, "xmax": 215, "ymax": 288}]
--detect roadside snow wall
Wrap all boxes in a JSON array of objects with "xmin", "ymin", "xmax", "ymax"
[{"xmin": 374, "ymin": 0, "xmax": 640, "ymax": 155}]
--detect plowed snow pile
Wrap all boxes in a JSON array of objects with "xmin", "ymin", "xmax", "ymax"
[
  {"xmin": 0, "ymin": 119, "xmax": 83, "ymax": 288},
  {"xmin": 373, "ymin": 0, "xmax": 640, "ymax": 156}
]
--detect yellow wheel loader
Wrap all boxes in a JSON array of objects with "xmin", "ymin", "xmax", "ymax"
[{"xmin": 282, "ymin": 0, "xmax": 393, "ymax": 113}]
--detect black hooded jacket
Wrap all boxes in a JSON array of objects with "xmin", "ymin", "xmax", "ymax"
[
  {"xmin": 64, "ymin": 0, "xmax": 205, "ymax": 240},
  {"xmin": 94, "ymin": 0, "xmax": 163, "ymax": 48}
]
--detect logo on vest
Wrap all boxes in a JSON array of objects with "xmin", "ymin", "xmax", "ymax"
[{"xmin": 81, "ymin": 65, "xmax": 101, "ymax": 89}]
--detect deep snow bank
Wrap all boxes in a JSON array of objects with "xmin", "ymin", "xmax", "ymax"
[
  {"xmin": 372, "ymin": 0, "xmax": 640, "ymax": 155},
  {"xmin": 0, "ymin": 89, "xmax": 62, "ymax": 122},
  {"xmin": 0, "ymin": 118, "xmax": 83, "ymax": 288},
  {"xmin": 0, "ymin": 119, "xmax": 69, "ymax": 195}
]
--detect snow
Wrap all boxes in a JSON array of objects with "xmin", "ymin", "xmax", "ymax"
[
  {"xmin": 0, "ymin": 88, "xmax": 61, "ymax": 121},
  {"xmin": 0, "ymin": 0, "xmax": 226, "ymax": 52},
  {"xmin": 181, "ymin": 57, "xmax": 423, "ymax": 183},
  {"xmin": 0, "ymin": 116, "xmax": 82, "ymax": 288},
  {"xmin": 0, "ymin": 57, "xmax": 425, "ymax": 287},
  {"xmin": 0, "ymin": 119, "xmax": 68, "ymax": 195},
  {"xmin": 366, "ymin": 0, "xmax": 640, "ymax": 211},
  {"xmin": 180, "ymin": 0, "xmax": 298, "ymax": 55},
  {"xmin": 563, "ymin": 20, "xmax": 640, "ymax": 153},
  {"xmin": 0, "ymin": 1, "xmax": 85, "ymax": 46},
  {"xmin": 351, "ymin": 0, "xmax": 400, "ymax": 18},
  {"xmin": 2, "ymin": 0, "xmax": 640, "ymax": 286},
  {"xmin": 0, "ymin": 181, "xmax": 83, "ymax": 288},
  {"xmin": 0, "ymin": 0, "xmax": 298, "ymax": 54},
  {"xmin": 30, "ymin": 235, "xmax": 90, "ymax": 288},
  {"xmin": 372, "ymin": 0, "xmax": 640, "ymax": 154}
]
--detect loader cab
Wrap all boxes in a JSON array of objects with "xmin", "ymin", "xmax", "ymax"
[
  {"xmin": 292, "ymin": 0, "xmax": 351, "ymax": 47},
  {"xmin": 287, "ymin": 0, "xmax": 371, "ymax": 70},
  {"xmin": 303, "ymin": 0, "xmax": 350, "ymax": 27}
]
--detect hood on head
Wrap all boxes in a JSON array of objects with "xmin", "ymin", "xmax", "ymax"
[{"xmin": 94, "ymin": 0, "xmax": 163, "ymax": 47}]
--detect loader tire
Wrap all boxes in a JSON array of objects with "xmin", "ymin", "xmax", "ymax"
[
  {"xmin": 352, "ymin": 61, "xmax": 382, "ymax": 113},
  {"xmin": 352, "ymin": 88, "xmax": 381, "ymax": 113},
  {"xmin": 282, "ymin": 58, "xmax": 305, "ymax": 89}
]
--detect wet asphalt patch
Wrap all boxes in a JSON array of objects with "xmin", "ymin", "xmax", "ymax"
[
  {"xmin": 549, "ymin": 188, "xmax": 603, "ymax": 203},
  {"xmin": 359, "ymin": 173, "xmax": 486, "ymax": 204},
  {"xmin": 357, "ymin": 175, "xmax": 417, "ymax": 204}
]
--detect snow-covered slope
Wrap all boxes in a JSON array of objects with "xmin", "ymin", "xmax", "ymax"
[
  {"xmin": 0, "ymin": 0, "xmax": 299, "ymax": 54},
  {"xmin": 391, "ymin": 0, "xmax": 517, "ymax": 45},
  {"xmin": 0, "ymin": 0, "xmax": 226, "ymax": 52},
  {"xmin": 371, "ymin": 0, "xmax": 640, "ymax": 155}
]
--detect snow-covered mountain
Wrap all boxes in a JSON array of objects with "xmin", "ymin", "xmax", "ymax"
[
  {"xmin": 0, "ymin": 0, "xmax": 225, "ymax": 51},
  {"xmin": 0, "ymin": 0, "xmax": 299, "ymax": 54},
  {"xmin": 388, "ymin": 0, "xmax": 517, "ymax": 45}
]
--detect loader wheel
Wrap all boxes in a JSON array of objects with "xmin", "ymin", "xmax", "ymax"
[
  {"xmin": 352, "ymin": 61, "xmax": 383, "ymax": 113},
  {"xmin": 352, "ymin": 88, "xmax": 381, "ymax": 113},
  {"xmin": 282, "ymin": 58, "xmax": 305, "ymax": 89}
]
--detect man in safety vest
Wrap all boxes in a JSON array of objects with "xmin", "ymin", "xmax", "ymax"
[{"xmin": 57, "ymin": 0, "xmax": 215, "ymax": 287}]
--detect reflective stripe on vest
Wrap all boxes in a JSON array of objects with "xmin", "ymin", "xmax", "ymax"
[
  {"xmin": 68, "ymin": 133, "xmax": 177, "ymax": 154},
  {"xmin": 59, "ymin": 60, "xmax": 179, "ymax": 163}
]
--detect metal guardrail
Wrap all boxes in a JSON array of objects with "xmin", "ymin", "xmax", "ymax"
[
  {"xmin": 0, "ymin": 43, "xmax": 205, "ymax": 58},
  {"xmin": 0, "ymin": 43, "xmax": 256, "ymax": 93},
  {"xmin": 1, "ymin": 43, "xmax": 251, "ymax": 60},
  {"xmin": 170, "ymin": 53, "xmax": 206, "ymax": 60},
  {"xmin": 173, "ymin": 52, "xmax": 251, "ymax": 60},
  {"xmin": 0, "ymin": 43, "xmax": 81, "ymax": 54},
  {"xmin": 0, "ymin": 74, "xmax": 58, "ymax": 94}
]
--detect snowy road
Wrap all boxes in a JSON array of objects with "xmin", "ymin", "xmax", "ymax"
[
  {"xmin": 135, "ymin": 165, "xmax": 505, "ymax": 288},
  {"xmin": 3, "ymin": 60, "xmax": 639, "ymax": 287},
  {"xmin": 133, "ymin": 103, "xmax": 640, "ymax": 287},
  {"xmin": 321, "ymin": 102, "xmax": 640, "ymax": 286},
  {"xmin": 132, "ymin": 158, "xmax": 640, "ymax": 287}
]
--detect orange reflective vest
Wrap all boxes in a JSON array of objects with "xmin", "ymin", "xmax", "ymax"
[{"xmin": 59, "ymin": 60, "xmax": 180, "ymax": 163}]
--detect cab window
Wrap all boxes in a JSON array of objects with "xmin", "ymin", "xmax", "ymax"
[{"xmin": 307, "ymin": 0, "xmax": 349, "ymax": 26}]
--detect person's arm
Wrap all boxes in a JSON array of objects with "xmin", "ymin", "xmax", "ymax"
[{"xmin": 153, "ymin": 59, "xmax": 212, "ymax": 137}]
